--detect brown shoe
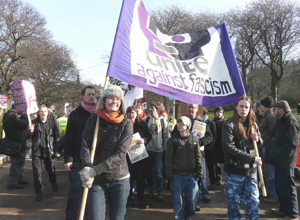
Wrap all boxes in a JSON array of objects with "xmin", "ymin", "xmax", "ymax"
[
  {"xmin": 264, "ymin": 197, "xmax": 279, "ymax": 203},
  {"xmin": 271, "ymin": 208, "xmax": 285, "ymax": 217}
]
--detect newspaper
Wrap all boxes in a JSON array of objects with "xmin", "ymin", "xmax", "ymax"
[
  {"xmin": 192, "ymin": 120, "xmax": 206, "ymax": 139},
  {"xmin": 127, "ymin": 133, "xmax": 148, "ymax": 164},
  {"xmin": 192, "ymin": 120, "xmax": 206, "ymax": 151}
]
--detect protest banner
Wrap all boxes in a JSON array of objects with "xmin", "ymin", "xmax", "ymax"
[
  {"xmin": 0, "ymin": 95, "xmax": 8, "ymax": 109},
  {"xmin": 10, "ymin": 80, "xmax": 39, "ymax": 116},
  {"xmin": 107, "ymin": 0, "xmax": 245, "ymax": 106},
  {"xmin": 109, "ymin": 77, "xmax": 143, "ymax": 108}
]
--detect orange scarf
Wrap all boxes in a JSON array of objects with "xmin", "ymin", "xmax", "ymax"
[{"xmin": 96, "ymin": 109, "xmax": 124, "ymax": 124}]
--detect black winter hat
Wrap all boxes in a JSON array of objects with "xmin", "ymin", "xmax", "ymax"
[
  {"xmin": 260, "ymin": 97, "xmax": 274, "ymax": 108},
  {"xmin": 149, "ymin": 101, "xmax": 159, "ymax": 110}
]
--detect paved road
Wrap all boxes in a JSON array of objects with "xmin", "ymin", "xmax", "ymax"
[{"xmin": 0, "ymin": 158, "xmax": 299, "ymax": 220}]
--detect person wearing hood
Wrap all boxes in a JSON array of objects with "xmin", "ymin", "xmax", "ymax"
[
  {"xmin": 80, "ymin": 85, "xmax": 133, "ymax": 220},
  {"xmin": 165, "ymin": 116, "xmax": 202, "ymax": 220}
]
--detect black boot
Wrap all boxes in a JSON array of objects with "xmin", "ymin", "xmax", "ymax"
[{"xmin": 35, "ymin": 192, "xmax": 43, "ymax": 201}]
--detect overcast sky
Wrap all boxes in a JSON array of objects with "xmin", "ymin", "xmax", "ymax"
[{"xmin": 23, "ymin": 0, "xmax": 249, "ymax": 85}]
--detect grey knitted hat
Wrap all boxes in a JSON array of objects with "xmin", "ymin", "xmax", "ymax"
[
  {"xmin": 178, "ymin": 116, "xmax": 192, "ymax": 130},
  {"xmin": 97, "ymin": 85, "xmax": 126, "ymax": 114}
]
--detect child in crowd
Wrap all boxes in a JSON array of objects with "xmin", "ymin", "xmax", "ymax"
[{"xmin": 165, "ymin": 116, "xmax": 202, "ymax": 220}]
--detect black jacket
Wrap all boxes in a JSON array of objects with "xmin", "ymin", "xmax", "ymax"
[
  {"xmin": 222, "ymin": 117, "xmax": 262, "ymax": 173},
  {"xmin": 204, "ymin": 117, "xmax": 216, "ymax": 150},
  {"xmin": 3, "ymin": 110, "xmax": 28, "ymax": 143},
  {"xmin": 133, "ymin": 119, "xmax": 152, "ymax": 146},
  {"xmin": 165, "ymin": 132, "xmax": 202, "ymax": 180},
  {"xmin": 264, "ymin": 111, "xmax": 300, "ymax": 169},
  {"xmin": 27, "ymin": 118, "xmax": 59, "ymax": 157},
  {"xmin": 64, "ymin": 104, "xmax": 92, "ymax": 163},
  {"xmin": 213, "ymin": 116, "xmax": 225, "ymax": 163},
  {"xmin": 81, "ymin": 115, "xmax": 133, "ymax": 182}
]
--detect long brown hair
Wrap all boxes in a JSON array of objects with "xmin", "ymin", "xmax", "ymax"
[{"xmin": 233, "ymin": 95, "xmax": 256, "ymax": 140}]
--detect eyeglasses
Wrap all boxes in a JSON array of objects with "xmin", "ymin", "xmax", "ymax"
[
  {"xmin": 107, "ymin": 97, "xmax": 121, "ymax": 103},
  {"xmin": 177, "ymin": 122, "xmax": 186, "ymax": 126}
]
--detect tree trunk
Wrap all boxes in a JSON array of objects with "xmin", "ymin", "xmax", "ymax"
[{"xmin": 270, "ymin": 70, "xmax": 279, "ymax": 101}]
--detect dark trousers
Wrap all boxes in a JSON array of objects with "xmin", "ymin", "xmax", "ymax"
[
  {"xmin": 128, "ymin": 158, "xmax": 149, "ymax": 205},
  {"xmin": 66, "ymin": 161, "xmax": 83, "ymax": 220},
  {"xmin": 32, "ymin": 155, "xmax": 56, "ymax": 192},
  {"xmin": 275, "ymin": 167, "xmax": 299, "ymax": 218},
  {"xmin": 8, "ymin": 154, "xmax": 26, "ymax": 186},
  {"xmin": 205, "ymin": 149, "xmax": 218, "ymax": 185}
]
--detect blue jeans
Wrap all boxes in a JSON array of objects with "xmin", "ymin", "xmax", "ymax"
[
  {"xmin": 262, "ymin": 148, "xmax": 278, "ymax": 199},
  {"xmin": 148, "ymin": 151, "xmax": 164, "ymax": 194},
  {"xmin": 170, "ymin": 174, "xmax": 199, "ymax": 220},
  {"xmin": 66, "ymin": 161, "xmax": 83, "ymax": 220},
  {"xmin": 200, "ymin": 157, "xmax": 210, "ymax": 199},
  {"xmin": 224, "ymin": 171, "xmax": 259, "ymax": 220},
  {"xmin": 87, "ymin": 178, "xmax": 130, "ymax": 220}
]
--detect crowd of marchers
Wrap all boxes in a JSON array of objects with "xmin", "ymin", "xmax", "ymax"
[{"xmin": 0, "ymin": 85, "xmax": 299, "ymax": 220}]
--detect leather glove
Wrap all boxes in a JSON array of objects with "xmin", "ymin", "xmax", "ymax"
[{"xmin": 79, "ymin": 167, "xmax": 97, "ymax": 188}]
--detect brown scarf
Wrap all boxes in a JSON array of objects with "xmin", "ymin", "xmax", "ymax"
[{"xmin": 96, "ymin": 109, "xmax": 124, "ymax": 124}]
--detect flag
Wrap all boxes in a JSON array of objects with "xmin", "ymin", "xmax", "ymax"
[
  {"xmin": 107, "ymin": 0, "xmax": 245, "ymax": 106},
  {"xmin": 10, "ymin": 80, "xmax": 39, "ymax": 115},
  {"xmin": 109, "ymin": 77, "xmax": 143, "ymax": 108}
]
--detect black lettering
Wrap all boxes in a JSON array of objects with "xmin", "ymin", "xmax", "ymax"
[{"xmin": 220, "ymin": 81, "xmax": 232, "ymax": 94}]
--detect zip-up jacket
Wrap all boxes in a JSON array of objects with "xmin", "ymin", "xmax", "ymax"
[{"xmin": 165, "ymin": 131, "xmax": 203, "ymax": 180}]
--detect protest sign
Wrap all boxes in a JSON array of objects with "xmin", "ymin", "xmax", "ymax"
[
  {"xmin": 0, "ymin": 95, "xmax": 8, "ymax": 109},
  {"xmin": 10, "ymin": 80, "xmax": 39, "ymax": 115}
]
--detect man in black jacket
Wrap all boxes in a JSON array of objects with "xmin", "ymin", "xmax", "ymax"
[
  {"xmin": 3, "ymin": 105, "xmax": 28, "ymax": 189},
  {"xmin": 265, "ymin": 100, "xmax": 300, "ymax": 220},
  {"xmin": 27, "ymin": 105, "xmax": 59, "ymax": 201},
  {"xmin": 64, "ymin": 86, "xmax": 96, "ymax": 220}
]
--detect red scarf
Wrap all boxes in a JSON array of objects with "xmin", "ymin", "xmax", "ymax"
[
  {"xmin": 139, "ymin": 112, "xmax": 147, "ymax": 119},
  {"xmin": 81, "ymin": 101, "xmax": 97, "ymax": 114},
  {"xmin": 96, "ymin": 109, "xmax": 124, "ymax": 124}
]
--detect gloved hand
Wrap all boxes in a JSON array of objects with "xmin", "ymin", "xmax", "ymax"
[{"xmin": 79, "ymin": 167, "xmax": 97, "ymax": 188}]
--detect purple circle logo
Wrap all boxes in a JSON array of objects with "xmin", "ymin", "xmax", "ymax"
[{"xmin": 171, "ymin": 35, "xmax": 185, "ymax": 42}]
